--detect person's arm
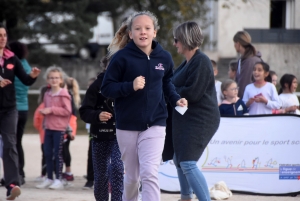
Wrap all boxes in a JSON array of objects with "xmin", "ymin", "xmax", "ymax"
[
  {"xmin": 265, "ymin": 84, "xmax": 282, "ymax": 109},
  {"xmin": 14, "ymin": 57, "xmax": 38, "ymax": 86},
  {"xmin": 49, "ymin": 96, "xmax": 72, "ymax": 116},
  {"xmin": 101, "ymin": 57, "xmax": 135, "ymax": 99},
  {"xmin": 175, "ymin": 56, "xmax": 212, "ymax": 104},
  {"xmin": 162, "ymin": 60, "xmax": 181, "ymax": 107},
  {"xmin": 79, "ymin": 81, "xmax": 104, "ymax": 124},
  {"xmin": 243, "ymin": 85, "xmax": 254, "ymax": 107}
]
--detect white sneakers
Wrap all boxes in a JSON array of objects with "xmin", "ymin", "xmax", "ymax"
[
  {"xmin": 36, "ymin": 178, "xmax": 53, "ymax": 189},
  {"xmin": 36, "ymin": 178, "xmax": 64, "ymax": 190},
  {"xmin": 49, "ymin": 179, "xmax": 64, "ymax": 190},
  {"xmin": 35, "ymin": 176, "xmax": 46, "ymax": 182}
]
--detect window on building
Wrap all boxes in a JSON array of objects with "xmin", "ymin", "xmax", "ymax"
[{"xmin": 270, "ymin": 0, "xmax": 286, "ymax": 28}]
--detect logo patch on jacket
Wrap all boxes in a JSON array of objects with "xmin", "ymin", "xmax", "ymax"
[
  {"xmin": 6, "ymin": 64, "xmax": 14, "ymax": 70},
  {"xmin": 237, "ymin": 105, "xmax": 243, "ymax": 111},
  {"xmin": 155, "ymin": 63, "xmax": 164, "ymax": 70}
]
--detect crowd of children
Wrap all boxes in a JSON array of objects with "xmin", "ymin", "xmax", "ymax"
[{"xmin": 214, "ymin": 59, "xmax": 299, "ymax": 116}]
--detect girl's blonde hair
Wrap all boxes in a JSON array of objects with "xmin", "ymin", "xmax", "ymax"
[
  {"xmin": 107, "ymin": 11, "xmax": 159, "ymax": 58},
  {"xmin": 64, "ymin": 77, "xmax": 81, "ymax": 109},
  {"xmin": 221, "ymin": 79, "xmax": 237, "ymax": 96},
  {"xmin": 43, "ymin": 66, "xmax": 66, "ymax": 88}
]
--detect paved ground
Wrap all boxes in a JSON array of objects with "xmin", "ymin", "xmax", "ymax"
[{"xmin": 0, "ymin": 134, "xmax": 298, "ymax": 201}]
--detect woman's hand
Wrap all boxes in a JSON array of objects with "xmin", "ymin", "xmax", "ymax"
[
  {"xmin": 99, "ymin": 111, "xmax": 113, "ymax": 121},
  {"xmin": 0, "ymin": 79, "xmax": 12, "ymax": 88},
  {"xmin": 133, "ymin": 76, "xmax": 145, "ymax": 91},
  {"xmin": 176, "ymin": 98, "xmax": 188, "ymax": 107},
  {"xmin": 39, "ymin": 107, "xmax": 52, "ymax": 115},
  {"xmin": 29, "ymin": 67, "xmax": 41, "ymax": 78}
]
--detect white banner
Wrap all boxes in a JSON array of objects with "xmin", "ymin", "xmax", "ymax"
[{"xmin": 159, "ymin": 115, "xmax": 300, "ymax": 194}]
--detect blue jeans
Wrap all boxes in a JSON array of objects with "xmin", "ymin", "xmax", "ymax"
[
  {"xmin": 44, "ymin": 129, "xmax": 64, "ymax": 180},
  {"xmin": 173, "ymin": 156, "xmax": 210, "ymax": 201}
]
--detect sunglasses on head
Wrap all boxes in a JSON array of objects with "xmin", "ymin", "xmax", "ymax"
[{"xmin": 174, "ymin": 38, "xmax": 178, "ymax": 44}]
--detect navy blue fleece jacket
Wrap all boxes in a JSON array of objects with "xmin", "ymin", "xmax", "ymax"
[{"xmin": 101, "ymin": 41, "xmax": 181, "ymax": 131}]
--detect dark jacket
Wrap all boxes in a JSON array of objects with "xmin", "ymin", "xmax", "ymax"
[
  {"xmin": 79, "ymin": 73, "xmax": 116, "ymax": 141},
  {"xmin": 101, "ymin": 40, "xmax": 181, "ymax": 131},
  {"xmin": 0, "ymin": 49, "xmax": 36, "ymax": 111},
  {"xmin": 219, "ymin": 98, "xmax": 248, "ymax": 116},
  {"xmin": 171, "ymin": 50, "xmax": 220, "ymax": 164},
  {"xmin": 236, "ymin": 52, "xmax": 262, "ymax": 98}
]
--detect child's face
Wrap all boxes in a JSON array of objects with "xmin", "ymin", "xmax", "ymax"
[
  {"xmin": 223, "ymin": 83, "xmax": 238, "ymax": 99},
  {"xmin": 290, "ymin": 78, "xmax": 298, "ymax": 93},
  {"xmin": 253, "ymin": 64, "xmax": 268, "ymax": 82},
  {"xmin": 272, "ymin": 75, "xmax": 278, "ymax": 86},
  {"xmin": 129, "ymin": 15, "xmax": 157, "ymax": 53},
  {"xmin": 213, "ymin": 67, "xmax": 218, "ymax": 77},
  {"xmin": 47, "ymin": 71, "xmax": 63, "ymax": 88},
  {"xmin": 228, "ymin": 67, "xmax": 236, "ymax": 79}
]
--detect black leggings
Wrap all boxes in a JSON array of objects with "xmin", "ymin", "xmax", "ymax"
[
  {"xmin": 92, "ymin": 139, "xmax": 124, "ymax": 201},
  {"xmin": 16, "ymin": 110, "xmax": 28, "ymax": 178},
  {"xmin": 63, "ymin": 138, "xmax": 71, "ymax": 167}
]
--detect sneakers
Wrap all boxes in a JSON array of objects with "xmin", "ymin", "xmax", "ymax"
[
  {"xmin": 35, "ymin": 176, "xmax": 46, "ymax": 182},
  {"xmin": 6, "ymin": 184, "xmax": 21, "ymax": 200},
  {"xmin": 62, "ymin": 172, "xmax": 74, "ymax": 181},
  {"xmin": 49, "ymin": 179, "xmax": 64, "ymax": 190},
  {"xmin": 36, "ymin": 178, "xmax": 53, "ymax": 189},
  {"xmin": 82, "ymin": 180, "xmax": 94, "ymax": 190}
]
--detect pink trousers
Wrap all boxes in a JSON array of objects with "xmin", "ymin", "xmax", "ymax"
[{"xmin": 116, "ymin": 126, "xmax": 166, "ymax": 201}]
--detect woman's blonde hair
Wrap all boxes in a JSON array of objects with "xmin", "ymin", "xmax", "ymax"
[
  {"xmin": 233, "ymin": 31, "xmax": 256, "ymax": 59},
  {"xmin": 64, "ymin": 77, "xmax": 81, "ymax": 109}
]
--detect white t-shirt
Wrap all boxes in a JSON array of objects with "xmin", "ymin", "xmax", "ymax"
[
  {"xmin": 279, "ymin": 93, "xmax": 300, "ymax": 115},
  {"xmin": 215, "ymin": 80, "xmax": 222, "ymax": 105},
  {"xmin": 243, "ymin": 82, "xmax": 281, "ymax": 115}
]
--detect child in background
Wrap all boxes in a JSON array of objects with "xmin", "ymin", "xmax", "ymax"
[
  {"xmin": 277, "ymin": 74, "xmax": 299, "ymax": 114},
  {"xmin": 62, "ymin": 76, "xmax": 81, "ymax": 182},
  {"xmin": 36, "ymin": 66, "xmax": 71, "ymax": 190},
  {"xmin": 211, "ymin": 60, "xmax": 222, "ymax": 105},
  {"xmin": 33, "ymin": 86, "xmax": 49, "ymax": 182},
  {"xmin": 80, "ymin": 55, "xmax": 124, "ymax": 200},
  {"xmin": 243, "ymin": 62, "xmax": 281, "ymax": 115},
  {"xmin": 269, "ymin": 71, "xmax": 278, "ymax": 86},
  {"xmin": 228, "ymin": 60, "xmax": 238, "ymax": 80},
  {"xmin": 82, "ymin": 77, "xmax": 96, "ymax": 190},
  {"xmin": 219, "ymin": 79, "xmax": 248, "ymax": 116}
]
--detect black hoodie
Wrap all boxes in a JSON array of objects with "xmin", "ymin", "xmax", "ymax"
[
  {"xmin": 101, "ymin": 41, "xmax": 181, "ymax": 131},
  {"xmin": 79, "ymin": 72, "xmax": 116, "ymax": 141}
]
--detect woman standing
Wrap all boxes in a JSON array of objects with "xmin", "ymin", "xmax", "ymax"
[
  {"xmin": 172, "ymin": 21, "xmax": 220, "ymax": 201},
  {"xmin": 9, "ymin": 41, "xmax": 32, "ymax": 185},
  {"xmin": 233, "ymin": 31, "xmax": 262, "ymax": 98},
  {"xmin": 0, "ymin": 23, "xmax": 40, "ymax": 200}
]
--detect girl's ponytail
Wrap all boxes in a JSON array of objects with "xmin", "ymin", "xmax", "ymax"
[
  {"xmin": 107, "ymin": 23, "xmax": 131, "ymax": 58},
  {"xmin": 69, "ymin": 78, "xmax": 81, "ymax": 109}
]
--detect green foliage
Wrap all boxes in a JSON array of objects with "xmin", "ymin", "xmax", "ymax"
[{"xmin": 1, "ymin": 0, "xmax": 97, "ymax": 50}]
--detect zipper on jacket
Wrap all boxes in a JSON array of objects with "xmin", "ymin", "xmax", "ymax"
[
  {"xmin": 233, "ymin": 104, "xmax": 237, "ymax": 116},
  {"xmin": 147, "ymin": 55, "xmax": 150, "ymax": 60}
]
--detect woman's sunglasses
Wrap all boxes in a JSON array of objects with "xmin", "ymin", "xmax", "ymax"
[{"xmin": 174, "ymin": 38, "xmax": 178, "ymax": 44}]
